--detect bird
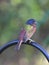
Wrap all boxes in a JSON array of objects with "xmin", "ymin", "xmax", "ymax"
[{"xmin": 16, "ymin": 19, "xmax": 37, "ymax": 50}]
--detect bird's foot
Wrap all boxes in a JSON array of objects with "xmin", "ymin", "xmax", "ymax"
[{"xmin": 29, "ymin": 39, "xmax": 35, "ymax": 43}]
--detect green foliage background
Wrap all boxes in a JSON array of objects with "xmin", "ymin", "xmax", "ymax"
[{"xmin": 0, "ymin": 0, "xmax": 49, "ymax": 65}]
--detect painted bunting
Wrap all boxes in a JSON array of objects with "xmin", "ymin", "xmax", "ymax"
[{"xmin": 16, "ymin": 19, "xmax": 37, "ymax": 50}]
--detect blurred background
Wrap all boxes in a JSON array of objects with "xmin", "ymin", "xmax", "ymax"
[{"xmin": 0, "ymin": 0, "xmax": 49, "ymax": 65}]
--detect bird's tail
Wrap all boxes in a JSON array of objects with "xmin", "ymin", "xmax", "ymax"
[
  {"xmin": 15, "ymin": 44, "xmax": 20, "ymax": 51},
  {"xmin": 15, "ymin": 42, "xmax": 22, "ymax": 51}
]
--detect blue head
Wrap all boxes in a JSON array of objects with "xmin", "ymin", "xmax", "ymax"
[{"xmin": 26, "ymin": 19, "xmax": 36, "ymax": 26}]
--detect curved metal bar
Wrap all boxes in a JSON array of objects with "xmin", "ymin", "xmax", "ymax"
[
  {"xmin": 0, "ymin": 40, "xmax": 49, "ymax": 62},
  {"xmin": 0, "ymin": 40, "xmax": 19, "ymax": 54},
  {"xmin": 29, "ymin": 41, "xmax": 49, "ymax": 62}
]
